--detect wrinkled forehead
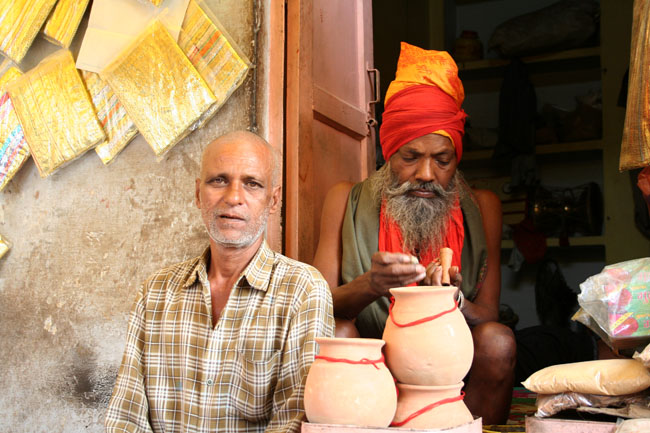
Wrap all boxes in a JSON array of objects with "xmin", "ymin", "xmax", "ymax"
[{"xmin": 202, "ymin": 138, "xmax": 271, "ymax": 172}]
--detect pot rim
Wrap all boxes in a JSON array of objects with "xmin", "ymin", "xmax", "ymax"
[
  {"xmin": 315, "ymin": 337, "xmax": 385, "ymax": 347},
  {"xmin": 389, "ymin": 286, "xmax": 456, "ymax": 295}
]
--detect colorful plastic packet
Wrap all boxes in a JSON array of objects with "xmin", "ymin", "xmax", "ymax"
[
  {"xmin": 100, "ymin": 20, "xmax": 216, "ymax": 157},
  {"xmin": 0, "ymin": 234, "xmax": 10, "ymax": 259},
  {"xmin": 178, "ymin": 0, "xmax": 251, "ymax": 129},
  {"xmin": 81, "ymin": 71, "xmax": 139, "ymax": 165},
  {"xmin": 0, "ymin": 0, "xmax": 58, "ymax": 63},
  {"xmin": 42, "ymin": 0, "xmax": 91, "ymax": 48},
  {"xmin": 7, "ymin": 50, "xmax": 106, "ymax": 178},
  {"xmin": 0, "ymin": 66, "xmax": 29, "ymax": 191}
]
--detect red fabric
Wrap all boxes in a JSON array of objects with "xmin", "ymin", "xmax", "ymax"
[
  {"xmin": 378, "ymin": 199, "xmax": 464, "ymax": 277},
  {"xmin": 380, "ymin": 84, "xmax": 467, "ymax": 163}
]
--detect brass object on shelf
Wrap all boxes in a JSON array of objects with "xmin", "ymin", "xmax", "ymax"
[
  {"xmin": 101, "ymin": 20, "xmax": 217, "ymax": 157},
  {"xmin": 7, "ymin": 50, "xmax": 106, "ymax": 178}
]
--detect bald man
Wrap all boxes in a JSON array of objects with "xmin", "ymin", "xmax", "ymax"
[{"xmin": 106, "ymin": 131, "xmax": 334, "ymax": 433}]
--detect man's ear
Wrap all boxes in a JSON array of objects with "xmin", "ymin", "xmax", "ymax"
[
  {"xmin": 195, "ymin": 178, "xmax": 202, "ymax": 209},
  {"xmin": 268, "ymin": 185, "xmax": 282, "ymax": 215}
]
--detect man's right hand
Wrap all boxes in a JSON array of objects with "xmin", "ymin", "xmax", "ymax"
[{"xmin": 368, "ymin": 252, "xmax": 427, "ymax": 297}]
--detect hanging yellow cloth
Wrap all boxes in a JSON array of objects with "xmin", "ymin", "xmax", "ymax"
[
  {"xmin": 7, "ymin": 50, "xmax": 106, "ymax": 178},
  {"xmin": 42, "ymin": 0, "xmax": 91, "ymax": 48},
  {"xmin": 100, "ymin": 20, "xmax": 217, "ymax": 156},
  {"xmin": 620, "ymin": 0, "xmax": 650, "ymax": 170},
  {"xmin": 0, "ymin": 0, "xmax": 58, "ymax": 63},
  {"xmin": 81, "ymin": 71, "xmax": 139, "ymax": 165}
]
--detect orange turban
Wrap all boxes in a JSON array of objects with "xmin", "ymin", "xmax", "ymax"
[{"xmin": 380, "ymin": 42, "xmax": 467, "ymax": 162}]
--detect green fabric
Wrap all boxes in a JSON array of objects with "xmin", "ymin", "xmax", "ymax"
[{"xmin": 341, "ymin": 178, "xmax": 488, "ymax": 339}]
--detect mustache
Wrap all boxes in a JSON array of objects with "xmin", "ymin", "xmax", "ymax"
[{"xmin": 384, "ymin": 180, "xmax": 447, "ymax": 198}]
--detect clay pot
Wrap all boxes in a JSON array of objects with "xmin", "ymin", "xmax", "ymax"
[
  {"xmin": 304, "ymin": 337, "xmax": 397, "ymax": 427},
  {"xmin": 382, "ymin": 286, "xmax": 474, "ymax": 385},
  {"xmin": 392, "ymin": 382, "xmax": 473, "ymax": 430}
]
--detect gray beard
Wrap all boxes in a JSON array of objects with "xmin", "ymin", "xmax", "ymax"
[{"xmin": 369, "ymin": 163, "xmax": 460, "ymax": 255}]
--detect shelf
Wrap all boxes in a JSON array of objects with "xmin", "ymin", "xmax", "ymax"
[
  {"xmin": 501, "ymin": 236, "xmax": 605, "ymax": 249},
  {"xmin": 456, "ymin": 46, "xmax": 601, "ymax": 72},
  {"xmin": 463, "ymin": 140, "xmax": 603, "ymax": 162}
]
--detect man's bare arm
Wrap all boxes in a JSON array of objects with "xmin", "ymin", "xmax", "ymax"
[
  {"xmin": 461, "ymin": 188, "xmax": 502, "ymax": 326},
  {"xmin": 312, "ymin": 182, "xmax": 425, "ymax": 320}
]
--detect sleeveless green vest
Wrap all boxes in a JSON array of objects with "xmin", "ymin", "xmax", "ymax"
[{"xmin": 341, "ymin": 178, "xmax": 489, "ymax": 338}]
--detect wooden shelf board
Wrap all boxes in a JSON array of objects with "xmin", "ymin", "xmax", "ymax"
[
  {"xmin": 457, "ymin": 47, "xmax": 601, "ymax": 72},
  {"xmin": 501, "ymin": 236, "xmax": 605, "ymax": 249},
  {"xmin": 463, "ymin": 140, "xmax": 603, "ymax": 161}
]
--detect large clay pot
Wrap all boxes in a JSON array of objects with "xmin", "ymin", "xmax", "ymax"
[
  {"xmin": 392, "ymin": 382, "xmax": 474, "ymax": 430},
  {"xmin": 304, "ymin": 337, "xmax": 397, "ymax": 427},
  {"xmin": 382, "ymin": 286, "xmax": 474, "ymax": 385}
]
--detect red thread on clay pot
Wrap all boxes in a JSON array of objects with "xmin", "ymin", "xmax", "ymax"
[
  {"xmin": 314, "ymin": 354, "xmax": 385, "ymax": 370},
  {"xmin": 388, "ymin": 296, "xmax": 458, "ymax": 327},
  {"xmin": 391, "ymin": 392, "xmax": 466, "ymax": 427}
]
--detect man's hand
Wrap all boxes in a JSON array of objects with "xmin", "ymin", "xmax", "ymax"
[
  {"xmin": 368, "ymin": 252, "xmax": 426, "ymax": 297},
  {"xmin": 422, "ymin": 262, "xmax": 463, "ymax": 287}
]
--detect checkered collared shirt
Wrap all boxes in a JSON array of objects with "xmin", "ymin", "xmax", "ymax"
[{"xmin": 105, "ymin": 241, "xmax": 334, "ymax": 432}]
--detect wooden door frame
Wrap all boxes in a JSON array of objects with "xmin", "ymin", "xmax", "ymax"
[{"xmin": 285, "ymin": 0, "xmax": 314, "ymax": 259}]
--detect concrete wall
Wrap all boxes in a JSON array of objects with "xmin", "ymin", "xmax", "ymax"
[{"xmin": 0, "ymin": 1, "xmax": 264, "ymax": 431}]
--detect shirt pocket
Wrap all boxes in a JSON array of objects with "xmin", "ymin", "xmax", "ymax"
[{"xmin": 228, "ymin": 348, "xmax": 281, "ymax": 423}]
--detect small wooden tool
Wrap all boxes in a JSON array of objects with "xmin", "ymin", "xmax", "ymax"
[{"xmin": 440, "ymin": 247, "xmax": 453, "ymax": 286}]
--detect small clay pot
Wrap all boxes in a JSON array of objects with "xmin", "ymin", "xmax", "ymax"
[
  {"xmin": 392, "ymin": 382, "xmax": 473, "ymax": 430},
  {"xmin": 383, "ymin": 286, "xmax": 474, "ymax": 385},
  {"xmin": 304, "ymin": 337, "xmax": 397, "ymax": 427}
]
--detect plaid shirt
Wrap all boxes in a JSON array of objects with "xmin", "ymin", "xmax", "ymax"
[{"xmin": 105, "ymin": 241, "xmax": 334, "ymax": 432}]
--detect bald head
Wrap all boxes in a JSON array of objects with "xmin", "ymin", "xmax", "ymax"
[{"xmin": 201, "ymin": 130, "xmax": 280, "ymax": 187}]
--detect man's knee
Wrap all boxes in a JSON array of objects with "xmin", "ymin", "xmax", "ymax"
[
  {"xmin": 334, "ymin": 318, "xmax": 360, "ymax": 338},
  {"xmin": 472, "ymin": 322, "xmax": 516, "ymax": 369}
]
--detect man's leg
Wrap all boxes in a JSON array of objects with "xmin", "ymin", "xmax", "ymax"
[
  {"xmin": 334, "ymin": 318, "xmax": 360, "ymax": 338},
  {"xmin": 464, "ymin": 322, "xmax": 516, "ymax": 425}
]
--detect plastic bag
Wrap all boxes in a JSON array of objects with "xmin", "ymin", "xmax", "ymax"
[
  {"xmin": 535, "ymin": 390, "xmax": 650, "ymax": 418},
  {"xmin": 574, "ymin": 258, "xmax": 650, "ymax": 348}
]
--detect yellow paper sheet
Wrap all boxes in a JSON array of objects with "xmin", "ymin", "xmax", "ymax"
[
  {"xmin": 42, "ymin": 0, "xmax": 91, "ymax": 48},
  {"xmin": 0, "ymin": 66, "xmax": 30, "ymax": 191},
  {"xmin": 0, "ymin": 234, "xmax": 10, "ymax": 259},
  {"xmin": 81, "ymin": 71, "xmax": 138, "ymax": 165},
  {"xmin": 0, "ymin": 0, "xmax": 58, "ymax": 63},
  {"xmin": 178, "ymin": 0, "xmax": 250, "ymax": 129},
  {"xmin": 101, "ymin": 20, "xmax": 216, "ymax": 156},
  {"xmin": 76, "ymin": 0, "xmax": 190, "ymax": 73},
  {"xmin": 7, "ymin": 50, "xmax": 106, "ymax": 178}
]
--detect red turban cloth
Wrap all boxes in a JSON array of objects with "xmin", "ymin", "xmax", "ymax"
[{"xmin": 377, "ymin": 43, "xmax": 468, "ymax": 271}]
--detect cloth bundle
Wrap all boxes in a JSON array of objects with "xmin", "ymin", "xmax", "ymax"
[
  {"xmin": 0, "ymin": 0, "xmax": 58, "ymax": 63},
  {"xmin": 620, "ymin": 0, "xmax": 650, "ymax": 170},
  {"xmin": 100, "ymin": 20, "xmax": 217, "ymax": 157},
  {"xmin": 178, "ymin": 0, "xmax": 250, "ymax": 129},
  {"xmin": 0, "ymin": 65, "xmax": 29, "ymax": 191},
  {"xmin": 7, "ymin": 50, "xmax": 106, "ymax": 177},
  {"xmin": 42, "ymin": 0, "xmax": 91, "ymax": 48},
  {"xmin": 0, "ymin": 234, "xmax": 9, "ymax": 259},
  {"xmin": 81, "ymin": 71, "xmax": 139, "ymax": 165}
]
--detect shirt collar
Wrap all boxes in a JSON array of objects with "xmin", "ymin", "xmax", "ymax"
[{"xmin": 183, "ymin": 240, "xmax": 275, "ymax": 292}]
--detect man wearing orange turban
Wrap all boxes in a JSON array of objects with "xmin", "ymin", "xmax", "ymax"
[{"xmin": 313, "ymin": 42, "xmax": 515, "ymax": 425}]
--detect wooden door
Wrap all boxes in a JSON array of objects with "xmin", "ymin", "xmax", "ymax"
[{"xmin": 285, "ymin": 0, "xmax": 376, "ymax": 263}]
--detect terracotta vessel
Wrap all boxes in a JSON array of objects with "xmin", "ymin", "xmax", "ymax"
[
  {"xmin": 382, "ymin": 286, "xmax": 474, "ymax": 385},
  {"xmin": 392, "ymin": 382, "xmax": 473, "ymax": 429},
  {"xmin": 304, "ymin": 337, "xmax": 397, "ymax": 427}
]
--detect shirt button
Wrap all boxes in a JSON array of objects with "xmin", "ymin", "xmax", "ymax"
[{"xmin": 206, "ymin": 379, "xmax": 214, "ymax": 386}]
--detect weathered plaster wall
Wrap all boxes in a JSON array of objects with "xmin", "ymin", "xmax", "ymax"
[{"xmin": 0, "ymin": 1, "xmax": 262, "ymax": 431}]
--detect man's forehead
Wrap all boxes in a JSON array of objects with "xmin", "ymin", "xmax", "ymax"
[{"xmin": 201, "ymin": 139, "xmax": 271, "ymax": 175}]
